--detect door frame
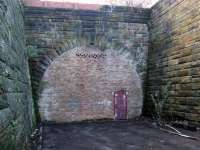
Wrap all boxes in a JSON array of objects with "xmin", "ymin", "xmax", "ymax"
[{"xmin": 113, "ymin": 90, "xmax": 128, "ymax": 120}]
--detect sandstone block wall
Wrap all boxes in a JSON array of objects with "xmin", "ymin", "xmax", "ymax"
[
  {"xmin": 0, "ymin": 0, "xmax": 35, "ymax": 149},
  {"xmin": 24, "ymin": 5, "xmax": 150, "ymax": 122},
  {"xmin": 145, "ymin": 0, "xmax": 200, "ymax": 125}
]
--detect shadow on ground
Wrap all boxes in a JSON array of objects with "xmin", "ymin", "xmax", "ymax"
[{"xmin": 42, "ymin": 120, "xmax": 200, "ymax": 150}]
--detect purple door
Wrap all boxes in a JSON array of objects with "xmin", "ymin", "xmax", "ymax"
[{"xmin": 114, "ymin": 90, "xmax": 127, "ymax": 120}]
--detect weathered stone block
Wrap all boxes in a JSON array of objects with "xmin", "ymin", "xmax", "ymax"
[{"xmin": 0, "ymin": 94, "xmax": 9, "ymax": 110}]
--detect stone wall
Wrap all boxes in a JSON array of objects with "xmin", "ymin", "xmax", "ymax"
[
  {"xmin": 145, "ymin": 0, "xmax": 200, "ymax": 125},
  {"xmin": 24, "ymin": 5, "xmax": 150, "ymax": 122},
  {"xmin": 0, "ymin": 0, "xmax": 35, "ymax": 149}
]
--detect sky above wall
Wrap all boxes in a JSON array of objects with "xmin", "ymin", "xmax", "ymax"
[{"xmin": 40, "ymin": 0, "xmax": 159, "ymax": 8}]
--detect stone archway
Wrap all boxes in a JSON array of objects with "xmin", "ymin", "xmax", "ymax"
[{"xmin": 39, "ymin": 46, "xmax": 143, "ymax": 122}]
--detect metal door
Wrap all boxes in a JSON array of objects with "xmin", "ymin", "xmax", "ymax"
[{"xmin": 114, "ymin": 90, "xmax": 127, "ymax": 120}]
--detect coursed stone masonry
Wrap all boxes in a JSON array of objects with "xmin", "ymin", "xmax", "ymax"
[
  {"xmin": 0, "ymin": 0, "xmax": 35, "ymax": 149},
  {"xmin": 145, "ymin": 0, "xmax": 200, "ymax": 125}
]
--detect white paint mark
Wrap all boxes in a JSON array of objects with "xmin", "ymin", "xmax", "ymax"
[{"xmin": 97, "ymin": 99, "xmax": 112, "ymax": 107}]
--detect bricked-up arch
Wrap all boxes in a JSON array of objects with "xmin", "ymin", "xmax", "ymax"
[
  {"xmin": 38, "ymin": 46, "xmax": 143, "ymax": 122},
  {"xmin": 29, "ymin": 31, "xmax": 148, "ymax": 121}
]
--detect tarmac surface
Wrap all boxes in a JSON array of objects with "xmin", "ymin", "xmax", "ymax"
[{"xmin": 42, "ymin": 120, "xmax": 200, "ymax": 150}]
